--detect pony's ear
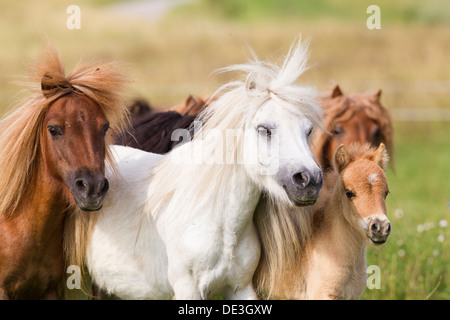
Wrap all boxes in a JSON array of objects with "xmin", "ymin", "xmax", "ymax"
[
  {"xmin": 373, "ymin": 89, "xmax": 382, "ymax": 102},
  {"xmin": 331, "ymin": 85, "xmax": 343, "ymax": 98},
  {"xmin": 334, "ymin": 144, "xmax": 350, "ymax": 173},
  {"xmin": 41, "ymin": 72, "xmax": 56, "ymax": 98},
  {"xmin": 370, "ymin": 143, "xmax": 389, "ymax": 170}
]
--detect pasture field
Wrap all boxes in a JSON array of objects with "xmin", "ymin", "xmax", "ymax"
[{"xmin": 0, "ymin": 0, "xmax": 448, "ymax": 299}]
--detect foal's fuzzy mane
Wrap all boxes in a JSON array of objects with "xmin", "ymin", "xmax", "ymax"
[
  {"xmin": 0, "ymin": 43, "xmax": 128, "ymax": 218},
  {"xmin": 143, "ymin": 37, "xmax": 323, "ymax": 222}
]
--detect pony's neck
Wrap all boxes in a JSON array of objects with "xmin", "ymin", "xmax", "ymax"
[
  {"xmin": 18, "ymin": 155, "xmax": 72, "ymax": 238},
  {"xmin": 222, "ymin": 165, "xmax": 261, "ymax": 229}
]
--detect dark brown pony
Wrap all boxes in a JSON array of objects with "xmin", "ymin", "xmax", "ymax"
[
  {"xmin": 313, "ymin": 85, "xmax": 394, "ymax": 171},
  {"xmin": 0, "ymin": 44, "xmax": 128, "ymax": 299},
  {"xmin": 116, "ymin": 99, "xmax": 197, "ymax": 154}
]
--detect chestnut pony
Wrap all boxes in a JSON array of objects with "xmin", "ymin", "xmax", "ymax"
[
  {"xmin": 313, "ymin": 85, "xmax": 394, "ymax": 171},
  {"xmin": 0, "ymin": 45, "xmax": 128, "ymax": 299}
]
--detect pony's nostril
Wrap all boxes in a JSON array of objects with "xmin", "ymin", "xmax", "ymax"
[
  {"xmin": 292, "ymin": 171, "xmax": 310, "ymax": 187},
  {"xmin": 385, "ymin": 223, "xmax": 391, "ymax": 234},
  {"xmin": 98, "ymin": 178, "xmax": 109, "ymax": 196},
  {"xmin": 75, "ymin": 179, "xmax": 87, "ymax": 191},
  {"xmin": 370, "ymin": 222, "xmax": 380, "ymax": 233}
]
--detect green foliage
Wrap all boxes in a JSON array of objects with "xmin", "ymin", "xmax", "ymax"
[
  {"xmin": 201, "ymin": 0, "xmax": 450, "ymax": 25},
  {"xmin": 363, "ymin": 122, "xmax": 450, "ymax": 300}
]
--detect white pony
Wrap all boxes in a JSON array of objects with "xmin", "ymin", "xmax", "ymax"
[{"xmin": 64, "ymin": 37, "xmax": 324, "ymax": 300}]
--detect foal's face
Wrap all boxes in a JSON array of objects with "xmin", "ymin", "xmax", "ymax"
[
  {"xmin": 42, "ymin": 93, "xmax": 110, "ymax": 211},
  {"xmin": 246, "ymin": 100, "xmax": 323, "ymax": 206},
  {"xmin": 342, "ymin": 159, "xmax": 391, "ymax": 244}
]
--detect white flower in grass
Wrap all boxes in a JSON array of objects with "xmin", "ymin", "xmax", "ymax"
[
  {"xmin": 433, "ymin": 250, "xmax": 439, "ymax": 257},
  {"xmin": 437, "ymin": 235, "xmax": 445, "ymax": 243},
  {"xmin": 398, "ymin": 249, "xmax": 405, "ymax": 257},
  {"xmin": 439, "ymin": 219, "xmax": 448, "ymax": 228},
  {"xmin": 417, "ymin": 224, "xmax": 424, "ymax": 232},
  {"xmin": 394, "ymin": 208, "xmax": 404, "ymax": 218}
]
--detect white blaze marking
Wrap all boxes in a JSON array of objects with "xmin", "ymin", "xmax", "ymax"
[{"xmin": 368, "ymin": 174, "xmax": 378, "ymax": 185}]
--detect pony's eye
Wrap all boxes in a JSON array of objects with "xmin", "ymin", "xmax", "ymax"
[
  {"xmin": 372, "ymin": 127, "xmax": 381, "ymax": 140},
  {"xmin": 384, "ymin": 190, "xmax": 390, "ymax": 199},
  {"xmin": 345, "ymin": 189, "xmax": 356, "ymax": 199},
  {"xmin": 307, "ymin": 127, "xmax": 313, "ymax": 137},
  {"xmin": 333, "ymin": 124, "xmax": 344, "ymax": 135},
  {"xmin": 257, "ymin": 126, "xmax": 271, "ymax": 138},
  {"xmin": 47, "ymin": 125, "xmax": 62, "ymax": 138},
  {"xmin": 102, "ymin": 122, "xmax": 110, "ymax": 136}
]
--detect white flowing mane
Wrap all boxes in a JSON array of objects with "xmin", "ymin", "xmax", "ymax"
[{"xmin": 144, "ymin": 37, "xmax": 324, "ymax": 222}]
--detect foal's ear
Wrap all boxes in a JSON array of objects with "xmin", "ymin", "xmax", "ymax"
[
  {"xmin": 334, "ymin": 144, "xmax": 350, "ymax": 173},
  {"xmin": 331, "ymin": 85, "xmax": 343, "ymax": 98},
  {"xmin": 370, "ymin": 143, "xmax": 389, "ymax": 170},
  {"xmin": 41, "ymin": 72, "xmax": 56, "ymax": 98}
]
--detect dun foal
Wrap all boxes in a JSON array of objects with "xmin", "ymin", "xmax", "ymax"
[{"xmin": 254, "ymin": 143, "xmax": 391, "ymax": 299}]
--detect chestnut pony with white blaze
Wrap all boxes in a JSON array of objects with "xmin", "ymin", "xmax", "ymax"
[
  {"xmin": 0, "ymin": 44, "xmax": 128, "ymax": 299},
  {"xmin": 65, "ymin": 37, "xmax": 324, "ymax": 299}
]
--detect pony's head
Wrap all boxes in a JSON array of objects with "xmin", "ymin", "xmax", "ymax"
[
  {"xmin": 0, "ymin": 43, "xmax": 128, "ymax": 215},
  {"xmin": 244, "ymin": 94, "xmax": 323, "ymax": 206},
  {"xmin": 37, "ymin": 48, "xmax": 128, "ymax": 211},
  {"xmin": 198, "ymin": 36, "xmax": 324, "ymax": 206},
  {"xmin": 40, "ymin": 89, "xmax": 110, "ymax": 211},
  {"xmin": 333, "ymin": 143, "xmax": 391, "ymax": 244},
  {"xmin": 315, "ymin": 85, "xmax": 394, "ymax": 171}
]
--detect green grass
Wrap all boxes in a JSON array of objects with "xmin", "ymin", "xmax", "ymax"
[
  {"xmin": 186, "ymin": 0, "xmax": 450, "ymax": 25},
  {"xmin": 0, "ymin": 0, "xmax": 448, "ymax": 300},
  {"xmin": 363, "ymin": 122, "xmax": 450, "ymax": 299}
]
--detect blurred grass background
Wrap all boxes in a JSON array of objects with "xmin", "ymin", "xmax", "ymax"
[{"xmin": 0, "ymin": 0, "xmax": 448, "ymax": 299}]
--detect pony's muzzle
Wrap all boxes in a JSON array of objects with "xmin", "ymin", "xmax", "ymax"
[
  {"xmin": 292, "ymin": 170, "xmax": 323, "ymax": 189},
  {"xmin": 70, "ymin": 173, "xmax": 109, "ymax": 211},
  {"xmin": 283, "ymin": 169, "xmax": 323, "ymax": 206},
  {"xmin": 367, "ymin": 218, "xmax": 391, "ymax": 244}
]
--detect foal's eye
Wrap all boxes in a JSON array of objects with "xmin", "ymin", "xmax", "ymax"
[
  {"xmin": 257, "ymin": 126, "xmax": 271, "ymax": 138},
  {"xmin": 47, "ymin": 125, "xmax": 62, "ymax": 138},
  {"xmin": 307, "ymin": 127, "xmax": 313, "ymax": 137},
  {"xmin": 333, "ymin": 124, "xmax": 344, "ymax": 135},
  {"xmin": 384, "ymin": 190, "xmax": 390, "ymax": 199},
  {"xmin": 345, "ymin": 189, "xmax": 356, "ymax": 199},
  {"xmin": 102, "ymin": 122, "xmax": 110, "ymax": 136}
]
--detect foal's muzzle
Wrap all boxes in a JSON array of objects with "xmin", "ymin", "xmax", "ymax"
[{"xmin": 366, "ymin": 217, "xmax": 391, "ymax": 245}]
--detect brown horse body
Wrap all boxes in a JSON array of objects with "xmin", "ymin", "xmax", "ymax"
[{"xmin": 0, "ymin": 45, "xmax": 127, "ymax": 299}]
